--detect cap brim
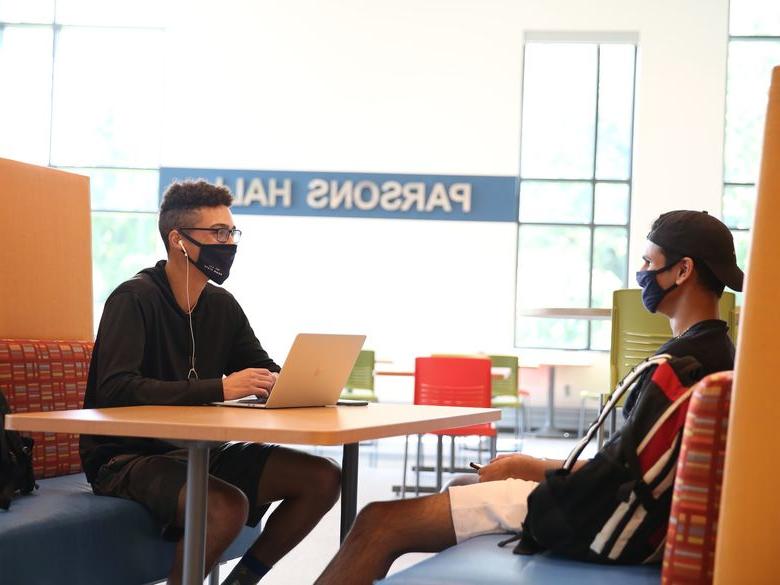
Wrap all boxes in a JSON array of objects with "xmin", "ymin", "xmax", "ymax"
[{"xmin": 712, "ymin": 262, "xmax": 744, "ymax": 292}]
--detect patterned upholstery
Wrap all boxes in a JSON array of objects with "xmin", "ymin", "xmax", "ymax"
[
  {"xmin": 0, "ymin": 339, "xmax": 93, "ymax": 479},
  {"xmin": 662, "ymin": 371, "xmax": 733, "ymax": 585}
]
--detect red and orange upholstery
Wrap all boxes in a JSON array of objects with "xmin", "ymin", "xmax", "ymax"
[
  {"xmin": 662, "ymin": 371, "xmax": 733, "ymax": 584},
  {"xmin": 0, "ymin": 339, "xmax": 93, "ymax": 479}
]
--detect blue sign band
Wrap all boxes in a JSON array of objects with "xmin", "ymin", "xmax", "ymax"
[{"xmin": 159, "ymin": 168, "xmax": 518, "ymax": 222}]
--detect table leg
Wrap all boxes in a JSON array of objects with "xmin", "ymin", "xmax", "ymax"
[
  {"xmin": 340, "ymin": 442, "xmax": 360, "ymax": 542},
  {"xmin": 534, "ymin": 366, "xmax": 570, "ymax": 438},
  {"xmin": 183, "ymin": 443, "xmax": 210, "ymax": 585}
]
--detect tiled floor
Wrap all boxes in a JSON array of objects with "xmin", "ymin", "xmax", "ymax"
[{"xmin": 204, "ymin": 432, "xmax": 596, "ymax": 585}]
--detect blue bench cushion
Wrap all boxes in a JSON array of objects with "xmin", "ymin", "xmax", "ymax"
[
  {"xmin": 379, "ymin": 534, "xmax": 661, "ymax": 585},
  {"xmin": 0, "ymin": 473, "xmax": 261, "ymax": 585}
]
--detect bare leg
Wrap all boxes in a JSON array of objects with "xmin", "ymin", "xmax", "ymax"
[
  {"xmin": 247, "ymin": 447, "xmax": 341, "ymax": 566},
  {"xmin": 315, "ymin": 491, "xmax": 456, "ymax": 585},
  {"xmin": 167, "ymin": 478, "xmax": 249, "ymax": 585}
]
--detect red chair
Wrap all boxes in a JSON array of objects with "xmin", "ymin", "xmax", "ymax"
[{"xmin": 401, "ymin": 357, "xmax": 496, "ymax": 497}]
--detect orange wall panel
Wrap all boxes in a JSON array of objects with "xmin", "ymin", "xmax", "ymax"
[
  {"xmin": 0, "ymin": 158, "xmax": 93, "ymax": 340},
  {"xmin": 714, "ymin": 67, "xmax": 780, "ymax": 583}
]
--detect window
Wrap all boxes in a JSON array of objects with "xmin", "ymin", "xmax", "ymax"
[
  {"xmin": 0, "ymin": 24, "xmax": 54, "ymax": 164},
  {"xmin": 91, "ymin": 211, "xmax": 164, "ymax": 327},
  {"xmin": 515, "ymin": 38, "xmax": 637, "ymax": 350},
  {"xmin": 724, "ymin": 1, "xmax": 780, "ymax": 287},
  {"xmin": 50, "ymin": 27, "xmax": 164, "ymax": 167},
  {"xmin": 0, "ymin": 9, "xmax": 165, "ymax": 329}
]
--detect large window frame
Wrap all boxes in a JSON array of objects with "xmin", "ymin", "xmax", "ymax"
[
  {"xmin": 723, "ymin": 28, "xmax": 780, "ymax": 278},
  {"xmin": 0, "ymin": 8, "xmax": 166, "ymax": 328},
  {"xmin": 514, "ymin": 34, "xmax": 638, "ymax": 351}
]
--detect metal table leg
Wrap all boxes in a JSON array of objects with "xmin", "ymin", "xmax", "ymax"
[
  {"xmin": 533, "ymin": 366, "xmax": 570, "ymax": 438},
  {"xmin": 183, "ymin": 443, "xmax": 210, "ymax": 585},
  {"xmin": 340, "ymin": 442, "xmax": 360, "ymax": 542}
]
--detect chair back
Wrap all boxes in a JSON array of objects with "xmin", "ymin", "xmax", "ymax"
[
  {"xmin": 341, "ymin": 349, "xmax": 377, "ymax": 402},
  {"xmin": 610, "ymin": 289, "xmax": 737, "ymax": 389},
  {"xmin": 0, "ymin": 339, "xmax": 93, "ymax": 479},
  {"xmin": 414, "ymin": 357, "xmax": 492, "ymax": 408},
  {"xmin": 344, "ymin": 350, "xmax": 375, "ymax": 391},
  {"xmin": 414, "ymin": 357, "xmax": 493, "ymax": 436},
  {"xmin": 662, "ymin": 371, "xmax": 733, "ymax": 584},
  {"xmin": 719, "ymin": 292, "xmax": 738, "ymax": 344},
  {"xmin": 488, "ymin": 354, "xmax": 519, "ymax": 398}
]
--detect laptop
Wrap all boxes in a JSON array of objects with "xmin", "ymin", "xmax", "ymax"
[{"xmin": 212, "ymin": 333, "xmax": 366, "ymax": 409}]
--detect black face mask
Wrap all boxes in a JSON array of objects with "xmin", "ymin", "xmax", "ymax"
[{"xmin": 178, "ymin": 231, "xmax": 237, "ymax": 285}]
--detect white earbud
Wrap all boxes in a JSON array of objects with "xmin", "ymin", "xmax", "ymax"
[{"xmin": 178, "ymin": 240, "xmax": 188, "ymax": 257}]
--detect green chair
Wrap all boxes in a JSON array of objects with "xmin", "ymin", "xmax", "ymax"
[
  {"xmin": 488, "ymin": 355, "xmax": 528, "ymax": 439},
  {"xmin": 341, "ymin": 350, "xmax": 378, "ymax": 402},
  {"xmin": 609, "ymin": 288, "xmax": 737, "ymax": 388},
  {"xmin": 578, "ymin": 289, "xmax": 738, "ymax": 437},
  {"xmin": 721, "ymin": 293, "xmax": 738, "ymax": 345}
]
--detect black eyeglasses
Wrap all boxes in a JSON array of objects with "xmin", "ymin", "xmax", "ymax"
[{"xmin": 179, "ymin": 227, "xmax": 242, "ymax": 243}]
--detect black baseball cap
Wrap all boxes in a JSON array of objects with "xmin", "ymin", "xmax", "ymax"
[{"xmin": 647, "ymin": 210, "xmax": 744, "ymax": 291}]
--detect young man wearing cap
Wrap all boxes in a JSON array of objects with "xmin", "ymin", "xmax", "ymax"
[
  {"xmin": 314, "ymin": 210, "xmax": 744, "ymax": 585},
  {"xmin": 81, "ymin": 181, "xmax": 341, "ymax": 585}
]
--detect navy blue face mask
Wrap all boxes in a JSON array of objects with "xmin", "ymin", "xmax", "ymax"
[
  {"xmin": 635, "ymin": 261, "xmax": 679, "ymax": 313},
  {"xmin": 179, "ymin": 231, "xmax": 237, "ymax": 285}
]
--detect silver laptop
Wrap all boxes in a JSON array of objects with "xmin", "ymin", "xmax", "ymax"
[{"xmin": 213, "ymin": 333, "xmax": 366, "ymax": 409}]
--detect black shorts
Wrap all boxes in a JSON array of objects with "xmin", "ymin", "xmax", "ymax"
[{"xmin": 91, "ymin": 442, "xmax": 277, "ymax": 540}]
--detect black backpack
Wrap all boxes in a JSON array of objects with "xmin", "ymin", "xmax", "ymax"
[
  {"xmin": 0, "ymin": 389, "xmax": 37, "ymax": 510},
  {"xmin": 507, "ymin": 354, "xmax": 703, "ymax": 564}
]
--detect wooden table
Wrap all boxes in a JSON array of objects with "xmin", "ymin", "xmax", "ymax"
[{"xmin": 6, "ymin": 403, "xmax": 499, "ymax": 585}]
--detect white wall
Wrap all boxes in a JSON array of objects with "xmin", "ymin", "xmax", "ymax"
[{"xmin": 160, "ymin": 0, "xmax": 730, "ymax": 403}]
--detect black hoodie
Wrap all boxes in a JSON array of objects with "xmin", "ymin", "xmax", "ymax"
[{"xmin": 79, "ymin": 260, "xmax": 280, "ymax": 483}]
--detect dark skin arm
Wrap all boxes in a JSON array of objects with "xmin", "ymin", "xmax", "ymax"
[{"xmin": 477, "ymin": 453, "xmax": 587, "ymax": 483}]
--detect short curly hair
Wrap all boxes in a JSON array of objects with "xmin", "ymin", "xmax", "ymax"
[{"xmin": 158, "ymin": 180, "xmax": 233, "ymax": 250}]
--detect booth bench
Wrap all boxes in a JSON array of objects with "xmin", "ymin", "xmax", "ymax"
[
  {"xmin": 380, "ymin": 370, "xmax": 733, "ymax": 585},
  {"xmin": 0, "ymin": 339, "xmax": 260, "ymax": 585}
]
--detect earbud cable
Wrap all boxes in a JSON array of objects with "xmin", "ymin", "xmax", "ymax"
[{"xmin": 184, "ymin": 250, "xmax": 199, "ymax": 381}]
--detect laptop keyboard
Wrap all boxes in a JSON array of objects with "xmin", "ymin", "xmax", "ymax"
[{"xmin": 237, "ymin": 397, "xmax": 269, "ymax": 405}]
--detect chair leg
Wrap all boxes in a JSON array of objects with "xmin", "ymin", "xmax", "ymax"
[
  {"xmin": 450, "ymin": 436, "xmax": 456, "ymax": 472},
  {"xmin": 415, "ymin": 434, "xmax": 422, "ymax": 496},
  {"xmin": 401, "ymin": 435, "xmax": 409, "ymax": 499},
  {"xmin": 435, "ymin": 435, "xmax": 443, "ymax": 492},
  {"xmin": 371, "ymin": 439, "xmax": 378, "ymax": 468},
  {"xmin": 208, "ymin": 565, "xmax": 220, "ymax": 585},
  {"xmin": 514, "ymin": 405, "xmax": 520, "ymax": 440},
  {"xmin": 522, "ymin": 401, "xmax": 530, "ymax": 435},
  {"xmin": 490, "ymin": 435, "xmax": 497, "ymax": 460},
  {"xmin": 477, "ymin": 436, "xmax": 483, "ymax": 463},
  {"xmin": 578, "ymin": 397, "xmax": 586, "ymax": 438}
]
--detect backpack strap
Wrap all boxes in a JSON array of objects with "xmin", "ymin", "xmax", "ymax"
[{"xmin": 562, "ymin": 354, "xmax": 672, "ymax": 471}]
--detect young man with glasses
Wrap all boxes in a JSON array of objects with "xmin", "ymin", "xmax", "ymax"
[{"xmin": 80, "ymin": 180, "xmax": 340, "ymax": 585}]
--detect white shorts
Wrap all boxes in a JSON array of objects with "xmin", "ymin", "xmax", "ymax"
[{"xmin": 448, "ymin": 478, "xmax": 538, "ymax": 543}]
